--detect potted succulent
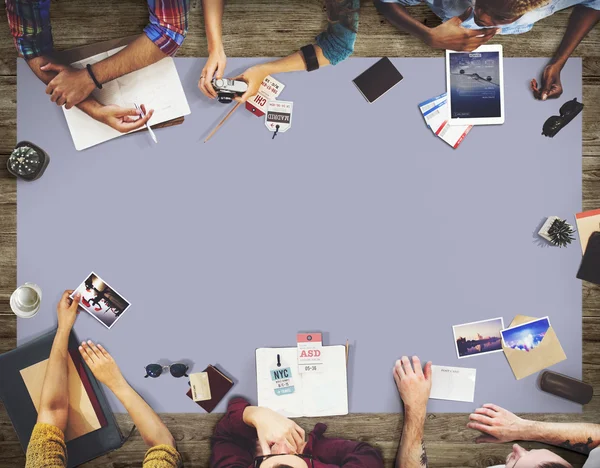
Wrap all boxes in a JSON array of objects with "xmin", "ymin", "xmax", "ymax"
[{"xmin": 538, "ymin": 216, "xmax": 576, "ymax": 247}]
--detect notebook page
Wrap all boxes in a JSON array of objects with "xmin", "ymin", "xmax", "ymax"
[
  {"xmin": 256, "ymin": 348, "xmax": 304, "ymax": 417},
  {"xmin": 117, "ymin": 56, "xmax": 190, "ymax": 119},
  {"xmin": 62, "ymin": 47, "xmax": 190, "ymax": 150},
  {"xmin": 300, "ymin": 346, "xmax": 348, "ymax": 417}
]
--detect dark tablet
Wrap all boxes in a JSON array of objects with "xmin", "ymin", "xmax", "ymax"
[{"xmin": 353, "ymin": 57, "xmax": 403, "ymax": 103}]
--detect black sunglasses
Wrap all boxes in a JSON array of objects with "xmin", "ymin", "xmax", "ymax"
[
  {"xmin": 254, "ymin": 454, "xmax": 314, "ymax": 467},
  {"xmin": 144, "ymin": 363, "xmax": 189, "ymax": 378},
  {"xmin": 542, "ymin": 98, "xmax": 583, "ymax": 138}
]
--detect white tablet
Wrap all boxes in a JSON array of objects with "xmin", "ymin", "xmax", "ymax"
[{"xmin": 446, "ymin": 45, "xmax": 504, "ymax": 126}]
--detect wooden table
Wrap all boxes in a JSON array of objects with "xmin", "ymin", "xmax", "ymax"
[{"xmin": 0, "ymin": 1, "xmax": 599, "ymax": 466}]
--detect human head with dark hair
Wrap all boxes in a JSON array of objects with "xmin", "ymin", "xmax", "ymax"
[
  {"xmin": 256, "ymin": 454, "xmax": 309, "ymax": 468},
  {"xmin": 503, "ymin": 443, "xmax": 573, "ymax": 468},
  {"xmin": 472, "ymin": 0, "xmax": 551, "ymax": 27}
]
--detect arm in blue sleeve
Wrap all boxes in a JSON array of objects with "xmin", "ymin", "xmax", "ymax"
[{"xmin": 315, "ymin": 0, "xmax": 360, "ymax": 65}]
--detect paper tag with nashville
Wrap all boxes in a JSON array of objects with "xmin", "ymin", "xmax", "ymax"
[
  {"xmin": 245, "ymin": 76, "xmax": 285, "ymax": 117},
  {"xmin": 297, "ymin": 332, "xmax": 323, "ymax": 373},
  {"xmin": 189, "ymin": 372, "xmax": 212, "ymax": 402}
]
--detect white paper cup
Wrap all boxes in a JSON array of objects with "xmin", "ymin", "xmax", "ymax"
[{"xmin": 10, "ymin": 283, "xmax": 42, "ymax": 318}]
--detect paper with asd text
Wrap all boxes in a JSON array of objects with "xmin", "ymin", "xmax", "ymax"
[
  {"xmin": 297, "ymin": 333, "xmax": 323, "ymax": 373},
  {"xmin": 255, "ymin": 346, "xmax": 348, "ymax": 417},
  {"xmin": 501, "ymin": 315, "xmax": 567, "ymax": 380},
  {"xmin": 430, "ymin": 365, "xmax": 476, "ymax": 403}
]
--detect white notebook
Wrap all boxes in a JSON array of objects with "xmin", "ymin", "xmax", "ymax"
[
  {"xmin": 256, "ymin": 346, "xmax": 348, "ymax": 418},
  {"xmin": 63, "ymin": 46, "xmax": 191, "ymax": 150}
]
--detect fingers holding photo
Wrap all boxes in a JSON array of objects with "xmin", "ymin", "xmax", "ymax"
[{"xmin": 57, "ymin": 289, "xmax": 80, "ymax": 331}]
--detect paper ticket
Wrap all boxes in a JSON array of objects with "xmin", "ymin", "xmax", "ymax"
[
  {"xmin": 245, "ymin": 76, "xmax": 285, "ymax": 117},
  {"xmin": 436, "ymin": 121, "xmax": 473, "ymax": 149}
]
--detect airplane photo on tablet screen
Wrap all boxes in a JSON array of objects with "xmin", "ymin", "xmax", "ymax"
[{"xmin": 452, "ymin": 69, "xmax": 500, "ymax": 87}]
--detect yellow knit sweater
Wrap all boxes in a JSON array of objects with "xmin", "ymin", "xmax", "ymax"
[{"xmin": 25, "ymin": 423, "xmax": 182, "ymax": 467}]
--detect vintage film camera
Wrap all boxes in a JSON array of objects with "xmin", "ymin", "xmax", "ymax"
[{"xmin": 211, "ymin": 79, "xmax": 249, "ymax": 104}]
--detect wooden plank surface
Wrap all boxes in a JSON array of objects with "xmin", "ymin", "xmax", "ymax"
[{"xmin": 0, "ymin": 1, "xmax": 599, "ymax": 466}]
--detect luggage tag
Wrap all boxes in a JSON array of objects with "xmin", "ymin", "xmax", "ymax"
[
  {"xmin": 270, "ymin": 353, "xmax": 295, "ymax": 396},
  {"xmin": 297, "ymin": 332, "xmax": 323, "ymax": 373},
  {"xmin": 265, "ymin": 100, "xmax": 293, "ymax": 139},
  {"xmin": 245, "ymin": 76, "xmax": 285, "ymax": 117}
]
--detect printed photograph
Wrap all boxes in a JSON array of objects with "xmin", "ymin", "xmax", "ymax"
[
  {"xmin": 453, "ymin": 317, "xmax": 505, "ymax": 359},
  {"xmin": 501, "ymin": 317, "xmax": 551, "ymax": 352},
  {"xmin": 72, "ymin": 272, "xmax": 131, "ymax": 329}
]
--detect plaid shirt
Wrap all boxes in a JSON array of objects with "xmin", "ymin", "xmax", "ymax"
[{"xmin": 6, "ymin": 0, "xmax": 189, "ymax": 59}]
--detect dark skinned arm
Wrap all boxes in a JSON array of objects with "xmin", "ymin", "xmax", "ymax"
[
  {"xmin": 531, "ymin": 5, "xmax": 600, "ymax": 100},
  {"xmin": 373, "ymin": 1, "xmax": 497, "ymax": 52}
]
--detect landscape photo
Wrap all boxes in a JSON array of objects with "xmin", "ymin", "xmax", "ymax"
[
  {"xmin": 453, "ymin": 317, "xmax": 505, "ymax": 359},
  {"xmin": 501, "ymin": 317, "xmax": 551, "ymax": 352}
]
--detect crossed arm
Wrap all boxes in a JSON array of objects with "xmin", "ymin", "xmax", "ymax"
[{"xmin": 6, "ymin": 0, "xmax": 188, "ymax": 131}]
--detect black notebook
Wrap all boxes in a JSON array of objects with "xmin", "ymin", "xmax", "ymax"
[
  {"xmin": 0, "ymin": 330, "xmax": 123, "ymax": 467},
  {"xmin": 577, "ymin": 231, "xmax": 600, "ymax": 285},
  {"xmin": 353, "ymin": 57, "xmax": 403, "ymax": 103}
]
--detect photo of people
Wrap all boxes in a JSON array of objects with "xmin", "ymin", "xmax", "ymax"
[
  {"xmin": 453, "ymin": 317, "xmax": 505, "ymax": 359},
  {"xmin": 501, "ymin": 317, "xmax": 551, "ymax": 352},
  {"xmin": 72, "ymin": 272, "xmax": 131, "ymax": 329}
]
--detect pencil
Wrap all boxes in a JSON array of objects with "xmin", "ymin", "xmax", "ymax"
[
  {"xmin": 345, "ymin": 339, "xmax": 349, "ymax": 365},
  {"xmin": 204, "ymin": 101, "xmax": 242, "ymax": 143}
]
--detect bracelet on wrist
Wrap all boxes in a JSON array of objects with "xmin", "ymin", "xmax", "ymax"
[{"xmin": 86, "ymin": 64, "xmax": 103, "ymax": 90}]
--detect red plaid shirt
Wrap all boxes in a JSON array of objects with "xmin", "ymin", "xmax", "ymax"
[{"xmin": 6, "ymin": 0, "xmax": 189, "ymax": 59}]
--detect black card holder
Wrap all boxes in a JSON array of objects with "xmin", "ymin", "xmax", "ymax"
[
  {"xmin": 353, "ymin": 57, "xmax": 403, "ymax": 103},
  {"xmin": 577, "ymin": 231, "xmax": 600, "ymax": 285}
]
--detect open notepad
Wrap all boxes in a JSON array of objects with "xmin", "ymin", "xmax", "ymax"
[
  {"xmin": 64, "ymin": 47, "xmax": 190, "ymax": 150},
  {"xmin": 256, "ymin": 346, "xmax": 348, "ymax": 417}
]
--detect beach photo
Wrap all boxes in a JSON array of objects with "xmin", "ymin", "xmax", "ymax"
[
  {"xmin": 453, "ymin": 317, "xmax": 505, "ymax": 359},
  {"xmin": 72, "ymin": 272, "xmax": 131, "ymax": 329},
  {"xmin": 501, "ymin": 317, "xmax": 551, "ymax": 352}
]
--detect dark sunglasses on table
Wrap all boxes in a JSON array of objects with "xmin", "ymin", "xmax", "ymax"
[
  {"xmin": 254, "ymin": 454, "xmax": 314, "ymax": 467},
  {"xmin": 144, "ymin": 363, "xmax": 189, "ymax": 378},
  {"xmin": 542, "ymin": 97, "xmax": 584, "ymax": 138}
]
